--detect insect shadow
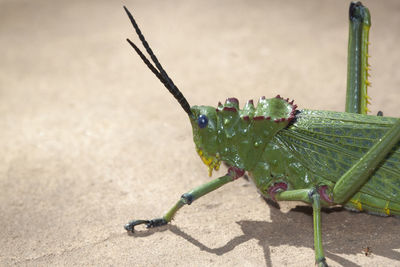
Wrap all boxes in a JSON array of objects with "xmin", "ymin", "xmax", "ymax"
[{"xmin": 131, "ymin": 198, "xmax": 400, "ymax": 266}]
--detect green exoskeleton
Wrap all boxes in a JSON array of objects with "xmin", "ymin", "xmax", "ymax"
[{"xmin": 123, "ymin": 2, "xmax": 400, "ymax": 266}]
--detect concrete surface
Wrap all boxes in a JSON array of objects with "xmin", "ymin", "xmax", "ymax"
[{"xmin": 1, "ymin": 0, "xmax": 399, "ymax": 266}]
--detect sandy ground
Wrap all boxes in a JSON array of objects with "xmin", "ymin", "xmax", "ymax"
[{"xmin": 1, "ymin": 0, "xmax": 400, "ymax": 266}]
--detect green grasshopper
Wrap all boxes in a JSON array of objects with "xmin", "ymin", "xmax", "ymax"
[{"xmin": 123, "ymin": 2, "xmax": 400, "ymax": 266}]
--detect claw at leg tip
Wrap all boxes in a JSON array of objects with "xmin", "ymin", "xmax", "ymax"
[{"xmin": 124, "ymin": 223, "xmax": 135, "ymax": 232}]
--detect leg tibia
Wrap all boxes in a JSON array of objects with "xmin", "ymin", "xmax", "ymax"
[
  {"xmin": 163, "ymin": 173, "xmax": 236, "ymax": 221},
  {"xmin": 311, "ymin": 190, "xmax": 327, "ymax": 266}
]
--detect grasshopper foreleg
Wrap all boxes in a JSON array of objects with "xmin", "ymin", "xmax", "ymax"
[{"xmin": 125, "ymin": 167, "xmax": 244, "ymax": 232}]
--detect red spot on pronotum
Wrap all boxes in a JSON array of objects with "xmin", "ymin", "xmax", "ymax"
[
  {"xmin": 223, "ymin": 106, "xmax": 237, "ymax": 112},
  {"xmin": 247, "ymin": 99, "xmax": 254, "ymax": 106},
  {"xmin": 253, "ymin": 116, "xmax": 265, "ymax": 120},
  {"xmin": 226, "ymin": 97, "xmax": 239, "ymax": 106}
]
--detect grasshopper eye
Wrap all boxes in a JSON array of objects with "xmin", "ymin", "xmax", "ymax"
[{"xmin": 197, "ymin": 114, "xmax": 208, "ymax": 128}]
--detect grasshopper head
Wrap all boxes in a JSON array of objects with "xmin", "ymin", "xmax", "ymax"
[{"xmin": 190, "ymin": 106, "xmax": 221, "ymax": 176}]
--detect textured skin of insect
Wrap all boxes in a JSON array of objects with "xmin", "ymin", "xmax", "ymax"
[
  {"xmin": 191, "ymin": 96, "xmax": 296, "ymax": 176},
  {"xmin": 191, "ymin": 96, "xmax": 400, "ymax": 216},
  {"xmin": 122, "ymin": 2, "xmax": 400, "ymax": 266}
]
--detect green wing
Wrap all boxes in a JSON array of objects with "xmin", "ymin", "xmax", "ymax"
[{"xmin": 276, "ymin": 109, "xmax": 400, "ymax": 204}]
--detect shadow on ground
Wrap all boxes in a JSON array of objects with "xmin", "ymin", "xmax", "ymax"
[{"xmin": 131, "ymin": 200, "xmax": 400, "ymax": 267}]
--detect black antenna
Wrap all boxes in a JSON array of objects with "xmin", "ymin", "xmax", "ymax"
[{"xmin": 123, "ymin": 6, "xmax": 193, "ymax": 117}]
